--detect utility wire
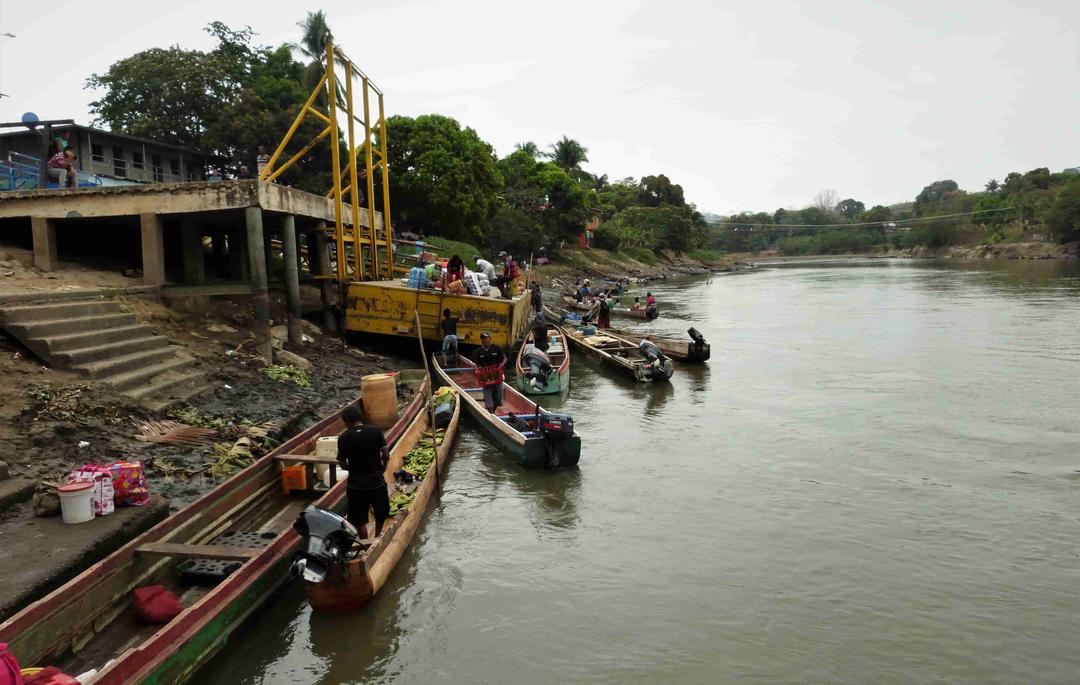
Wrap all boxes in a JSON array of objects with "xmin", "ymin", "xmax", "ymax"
[{"xmin": 721, "ymin": 206, "xmax": 1013, "ymax": 229}]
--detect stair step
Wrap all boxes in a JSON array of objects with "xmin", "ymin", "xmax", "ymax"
[
  {"xmin": 104, "ymin": 357, "xmax": 196, "ymax": 392},
  {"xmin": 53, "ymin": 335, "xmax": 170, "ymax": 366},
  {"xmin": 75, "ymin": 347, "xmax": 178, "ymax": 379},
  {"xmin": 125, "ymin": 370, "xmax": 210, "ymax": 405},
  {"xmin": 9, "ymin": 313, "xmax": 137, "ymax": 338},
  {"xmin": 42, "ymin": 324, "xmax": 159, "ymax": 353},
  {"xmin": 0, "ymin": 300, "xmax": 122, "ymax": 324}
]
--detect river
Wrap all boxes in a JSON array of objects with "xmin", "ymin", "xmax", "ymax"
[{"xmin": 197, "ymin": 258, "xmax": 1080, "ymax": 684}]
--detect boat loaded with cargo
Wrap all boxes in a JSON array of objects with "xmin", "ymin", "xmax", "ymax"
[
  {"xmin": 0, "ymin": 372, "xmax": 429, "ymax": 685},
  {"xmin": 433, "ymin": 353, "xmax": 581, "ymax": 468}
]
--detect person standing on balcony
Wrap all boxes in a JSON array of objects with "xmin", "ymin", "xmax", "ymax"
[
  {"xmin": 46, "ymin": 149, "xmax": 77, "ymax": 188},
  {"xmin": 256, "ymin": 145, "xmax": 270, "ymax": 179}
]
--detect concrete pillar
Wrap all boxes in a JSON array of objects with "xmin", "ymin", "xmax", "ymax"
[
  {"xmin": 31, "ymin": 217, "xmax": 58, "ymax": 271},
  {"xmin": 139, "ymin": 213, "xmax": 166, "ymax": 286},
  {"xmin": 281, "ymin": 215, "xmax": 303, "ymax": 345},
  {"xmin": 245, "ymin": 207, "xmax": 273, "ymax": 363},
  {"xmin": 308, "ymin": 224, "xmax": 337, "ymax": 333},
  {"xmin": 181, "ymin": 219, "xmax": 205, "ymax": 285}
]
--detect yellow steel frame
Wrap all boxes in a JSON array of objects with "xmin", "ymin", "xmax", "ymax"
[{"xmin": 260, "ymin": 42, "xmax": 393, "ymax": 286}]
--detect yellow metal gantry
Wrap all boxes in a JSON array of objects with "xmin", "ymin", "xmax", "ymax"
[{"xmin": 260, "ymin": 42, "xmax": 393, "ymax": 286}]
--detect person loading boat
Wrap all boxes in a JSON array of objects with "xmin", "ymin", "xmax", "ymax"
[
  {"xmin": 336, "ymin": 405, "xmax": 390, "ymax": 539},
  {"xmin": 597, "ymin": 292, "xmax": 611, "ymax": 328},
  {"xmin": 475, "ymin": 331, "xmax": 507, "ymax": 414}
]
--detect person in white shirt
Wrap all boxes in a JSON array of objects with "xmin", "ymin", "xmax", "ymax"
[{"xmin": 474, "ymin": 255, "xmax": 496, "ymax": 280}]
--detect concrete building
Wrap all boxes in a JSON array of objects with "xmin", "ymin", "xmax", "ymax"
[{"xmin": 0, "ymin": 123, "xmax": 206, "ymax": 190}]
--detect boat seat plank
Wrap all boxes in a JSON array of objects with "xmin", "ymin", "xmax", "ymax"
[
  {"xmin": 273, "ymin": 454, "xmax": 338, "ymax": 465},
  {"xmin": 134, "ymin": 542, "xmax": 259, "ymax": 561}
]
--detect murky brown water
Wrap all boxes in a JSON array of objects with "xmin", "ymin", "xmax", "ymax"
[{"xmin": 198, "ymin": 258, "xmax": 1080, "ymax": 684}]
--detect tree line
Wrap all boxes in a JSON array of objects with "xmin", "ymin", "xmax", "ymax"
[
  {"xmin": 715, "ymin": 168, "xmax": 1080, "ymax": 255},
  {"xmin": 85, "ymin": 12, "xmax": 709, "ymax": 257}
]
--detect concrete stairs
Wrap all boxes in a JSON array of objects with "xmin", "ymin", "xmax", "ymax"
[{"xmin": 0, "ymin": 294, "xmax": 213, "ymax": 412}]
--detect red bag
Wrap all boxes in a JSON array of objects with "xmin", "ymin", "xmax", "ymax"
[
  {"xmin": 22, "ymin": 669, "xmax": 77, "ymax": 685},
  {"xmin": 0, "ymin": 642, "xmax": 23, "ymax": 685},
  {"xmin": 133, "ymin": 585, "xmax": 183, "ymax": 624}
]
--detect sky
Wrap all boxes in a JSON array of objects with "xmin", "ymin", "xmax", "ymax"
[{"xmin": 1, "ymin": 0, "xmax": 1077, "ymax": 214}]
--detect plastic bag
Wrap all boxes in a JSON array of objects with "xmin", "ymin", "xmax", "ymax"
[
  {"xmin": 108, "ymin": 461, "xmax": 150, "ymax": 507},
  {"xmin": 67, "ymin": 465, "xmax": 115, "ymax": 517}
]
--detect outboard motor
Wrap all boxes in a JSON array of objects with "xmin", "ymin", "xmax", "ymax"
[
  {"xmin": 687, "ymin": 327, "xmax": 707, "ymax": 346},
  {"xmin": 538, "ymin": 412, "xmax": 576, "ymax": 466},
  {"xmin": 522, "ymin": 344, "xmax": 554, "ymax": 391},
  {"xmin": 638, "ymin": 340, "xmax": 674, "ymax": 380},
  {"xmin": 291, "ymin": 505, "xmax": 359, "ymax": 583}
]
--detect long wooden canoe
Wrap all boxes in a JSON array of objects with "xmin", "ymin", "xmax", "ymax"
[
  {"xmin": 610, "ymin": 303, "xmax": 659, "ymax": 320},
  {"xmin": 432, "ymin": 354, "xmax": 581, "ymax": 468},
  {"xmin": 563, "ymin": 327, "xmax": 675, "ymax": 383},
  {"xmin": 307, "ymin": 388, "xmax": 460, "ymax": 611},
  {"xmin": 561, "ymin": 295, "xmax": 595, "ymax": 313},
  {"xmin": 602, "ymin": 327, "xmax": 710, "ymax": 363},
  {"xmin": 0, "ymin": 371, "xmax": 429, "ymax": 684},
  {"xmin": 515, "ymin": 323, "xmax": 570, "ymax": 395}
]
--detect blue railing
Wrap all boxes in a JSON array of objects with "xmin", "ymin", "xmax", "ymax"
[{"xmin": 1, "ymin": 151, "xmax": 106, "ymax": 191}]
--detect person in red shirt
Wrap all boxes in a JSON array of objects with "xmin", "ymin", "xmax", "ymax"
[
  {"xmin": 446, "ymin": 255, "xmax": 465, "ymax": 284},
  {"xmin": 47, "ymin": 149, "xmax": 78, "ymax": 188},
  {"xmin": 646, "ymin": 292, "xmax": 656, "ymax": 307}
]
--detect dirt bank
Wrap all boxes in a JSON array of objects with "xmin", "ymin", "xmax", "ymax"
[{"xmin": 528, "ymin": 248, "xmax": 753, "ymax": 290}]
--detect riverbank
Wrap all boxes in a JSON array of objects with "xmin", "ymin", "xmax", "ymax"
[
  {"xmin": 527, "ymin": 247, "xmax": 754, "ymax": 289},
  {"xmin": 751, "ymin": 239, "xmax": 1079, "ymax": 262}
]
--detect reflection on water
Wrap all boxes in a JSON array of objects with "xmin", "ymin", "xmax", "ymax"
[{"xmin": 200, "ymin": 258, "xmax": 1080, "ymax": 685}]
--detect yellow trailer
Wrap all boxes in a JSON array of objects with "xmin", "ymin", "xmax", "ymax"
[{"xmin": 344, "ymin": 280, "xmax": 533, "ymax": 349}]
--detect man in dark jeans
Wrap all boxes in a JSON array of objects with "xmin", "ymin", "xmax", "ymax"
[
  {"xmin": 475, "ymin": 331, "xmax": 506, "ymax": 413},
  {"xmin": 336, "ymin": 405, "xmax": 389, "ymax": 539}
]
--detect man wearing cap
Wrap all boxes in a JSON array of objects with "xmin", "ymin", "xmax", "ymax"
[{"xmin": 475, "ymin": 332, "xmax": 506, "ymax": 413}]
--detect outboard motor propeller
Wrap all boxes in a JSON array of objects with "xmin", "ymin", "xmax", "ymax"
[
  {"xmin": 638, "ymin": 340, "xmax": 674, "ymax": 380},
  {"xmin": 291, "ymin": 505, "xmax": 359, "ymax": 583}
]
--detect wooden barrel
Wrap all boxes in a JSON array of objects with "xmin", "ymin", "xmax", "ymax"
[{"xmin": 361, "ymin": 374, "xmax": 398, "ymax": 429}]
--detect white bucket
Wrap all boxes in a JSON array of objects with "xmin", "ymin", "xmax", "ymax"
[{"xmin": 58, "ymin": 482, "xmax": 95, "ymax": 524}]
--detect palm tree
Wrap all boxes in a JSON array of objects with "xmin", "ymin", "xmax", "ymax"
[
  {"xmin": 514, "ymin": 141, "xmax": 541, "ymax": 158},
  {"xmin": 548, "ymin": 136, "xmax": 589, "ymax": 173},
  {"xmin": 293, "ymin": 11, "xmax": 335, "ymax": 91},
  {"xmin": 590, "ymin": 173, "xmax": 609, "ymax": 191}
]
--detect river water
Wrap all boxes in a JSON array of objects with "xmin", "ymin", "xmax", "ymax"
[{"xmin": 198, "ymin": 258, "xmax": 1080, "ymax": 684}]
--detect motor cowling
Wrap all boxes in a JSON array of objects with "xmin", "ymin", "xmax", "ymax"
[
  {"xmin": 538, "ymin": 412, "xmax": 575, "ymax": 437},
  {"xmin": 687, "ymin": 327, "xmax": 707, "ymax": 346},
  {"xmin": 522, "ymin": 344, "xmax": 554, "ymax": 390},
  {"xmin": 291, "ymin": 505, "xmax": 359, "ymax": 583},
  {"xmin": 639, "ymin": 340, "xmax": 674, "ymax": 380}
]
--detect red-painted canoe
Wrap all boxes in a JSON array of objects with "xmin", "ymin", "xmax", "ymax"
[{"xmin": 0, "ymin": 371, "xmax": 429, "ymax": 684}]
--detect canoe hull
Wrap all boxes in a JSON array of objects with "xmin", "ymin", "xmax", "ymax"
[
  {"xmin": 433, "ymin": 355, "xmax": 581, "ymax": 468},
  {"xmin": 516, "ymin": 364, "xmax": 568, "ymax": 395}
]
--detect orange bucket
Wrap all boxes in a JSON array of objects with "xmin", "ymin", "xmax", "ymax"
[{"xmin": 281, "ymin": 464, "xmax": 307, "ymax": 494}]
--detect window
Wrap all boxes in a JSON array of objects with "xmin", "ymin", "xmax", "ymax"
[
  {"xmin": 151, "ymin": 154, "xmax": 163, "ymax": 182},
  {"xmin": 132, "ymin": 151, "xmax": 144, "ymax": 170},
  {"xmin": 112, "ymin": 146, "xmax": 126, "ymax": 177},
  {"xmin": 91, "ymin": 144, "xmax": 104, "ymax": 163},
  {"xmin": 169, "ymin": 159, "xmax": 180, "ymax": 177}
]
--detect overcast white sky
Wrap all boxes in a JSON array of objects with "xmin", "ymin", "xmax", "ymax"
[{"xmin": 1, "ymin": 0, "xmax": 1077, "ymax": 213}]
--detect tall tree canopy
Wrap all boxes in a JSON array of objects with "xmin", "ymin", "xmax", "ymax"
[
  {"xmin": 548, "ymin": 136, "xmax": 589, "ymax": 173},
  {"xmin": 87, "ymin": 23, "xmax": 256, "ymax": 149},
  {"xmin": 384, "ymin": 114, "xmax": 503, "ymax": 242}
]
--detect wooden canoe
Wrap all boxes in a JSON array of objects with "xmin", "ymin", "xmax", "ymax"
[
  {"xmin": 610, "ymin": 303, "xmax": 659, "ymax": 320},
  {"xmin": 561, "ymin": 295, "xmax": 596, "ymax": 313},
  {"xmin": 563, "ymin": 327, "xmax": 675, "ymax": 383},
  {"xmin": 602, "ymin": 327, "xmax": 711, "ymax": 363},
  {"xmin": 515, "ymin": 323, "xmax": 570, "ymax": 395},
  {"xmin": 432, "ymin": 354, "xmax": 581, "ymax": 468},
  {"xmin": 306, "ymin": 388, "xmax": 460, "ymax": 611},
  {"xmin": 0, "ymin": 371, "xmax": 429, "ymax": 685}
]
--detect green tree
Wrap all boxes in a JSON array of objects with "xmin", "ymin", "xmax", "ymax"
[
  {"xmin": 836, "ymin": 198, "xmax": 865, "ymax": 220},
  {"xmin": 514, "ymin": 141, "xmax": 541, "ymax": 158},
  {"xmin": 1041, "ymin": 180, "xmax": 1080, "ymax": 242},
  {"xmin": 385, "ymin": 114, "xmax": 502, "ymax": 242},
  {"xmin": 548, "ymin": 136, "xmax": 589, "ymax": 173},
  {"xmin": 914, "ymin": 180, "xmax": 959, "ymax": 216},
  {"xmin": 292, "ymin": 10, "xmax": 334, "ymax": 91},
  {"xmin": 87, "ymin": 22, "xmax": 256, "ymax": 149},
  {"xmin": 861, "ymin": 205, "xmax": 892, "ymax": 223},
  {"xmin": 638, "ymin": 174, "xmax": 685, "ymax": 207}
]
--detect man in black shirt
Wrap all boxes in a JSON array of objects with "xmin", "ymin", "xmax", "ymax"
[
  {"xmin": 336, "ymin": 405, "xmax": 390, "ymax": 538},
  {"xmin": 475, "ymin": 331, "xmax": 506, "ymax": 413}
]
